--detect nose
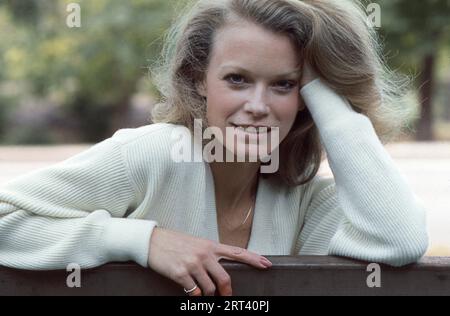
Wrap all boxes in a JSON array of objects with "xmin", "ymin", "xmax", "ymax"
[{"xmin": 244, "ymin": 84, "xmax": 270, "ymax": 117}]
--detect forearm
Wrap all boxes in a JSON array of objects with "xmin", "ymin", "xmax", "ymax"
[
  {"xmin": 0, "ymin": 209, "xmax": 157, "ymax": 270},
  {"xmin": 300, "ymin": 79, "xmax": 428, "ymax": 266}
]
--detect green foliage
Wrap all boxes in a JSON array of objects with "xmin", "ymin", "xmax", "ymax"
[
  {"xmin": 375, "ymin": 0, "xmax": 450, "ymax": 71},
  {"xmin": 0, "ymin": 0, "xmax": 175, "ymax": 143}
]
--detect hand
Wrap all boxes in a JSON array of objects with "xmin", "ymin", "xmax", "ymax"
[
  {"xmin": 300, "ymin": 61, "xmax": 318, "ymax": 89},
  {"xmin": 147, "ymin": 227, "xmax": 272, "ymax": 296}
]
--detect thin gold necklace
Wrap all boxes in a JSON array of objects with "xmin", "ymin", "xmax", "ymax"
[
  {"xmin": 220, "ymin": 192, "xmax": 256, "ymax": 230},
  {"xmin": 240, "ymin": 193, "xmax": 256, "ymax": 226},
  {"xmin": 241, "ymin": 173, "xmax": 259, "ymax": 226},
  {"xmin": 224, "ymin": 176, "xmax": 258, "ymax": 229}
]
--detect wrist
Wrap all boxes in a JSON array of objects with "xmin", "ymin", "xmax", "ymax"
[{"xmin": 300, "ymin": 77, "xmax": 319, "ymax": 89}]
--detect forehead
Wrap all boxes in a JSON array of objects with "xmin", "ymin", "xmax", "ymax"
[{"xmin": 210, "ymin": 21, "xmax": 301, "ymax": 73}]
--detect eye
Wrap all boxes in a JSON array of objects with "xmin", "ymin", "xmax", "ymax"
[
  {"xmin": 224, "ymin": 74, "xmax": 246, "ymax": 85},
  {"xmin": 276, "ymin": 80, "xmax": 297, "ymax": 90}
]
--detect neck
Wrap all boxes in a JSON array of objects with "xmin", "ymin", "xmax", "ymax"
[{"xmin": 209, "ymin": 161, "xmax": 260, "ymax": 209}]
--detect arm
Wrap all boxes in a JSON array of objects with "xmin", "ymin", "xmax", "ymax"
[
  {"xmin": 297, "ymin": 79, "xmax": 429, "ymax": 267},
  {"xmin": 0, "ymin": 137, "xmax": 157, "ymax": 270}
]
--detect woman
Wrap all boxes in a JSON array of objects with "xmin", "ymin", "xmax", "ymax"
[{"xmin": 0, "ymin": 0, "xmax": 428, "ymax": 297}]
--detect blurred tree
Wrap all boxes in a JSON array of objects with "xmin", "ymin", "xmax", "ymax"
[
  {"xmin": 0, "ymin": 0, "xmax": 174, "ymax": 143},
  {"xmin": 3, "ymin": 0, "xmax": 41, "ymax": 24},
  {"xmin": 375, "ymin": 0, "xmax": 450, "ymax": 141}
]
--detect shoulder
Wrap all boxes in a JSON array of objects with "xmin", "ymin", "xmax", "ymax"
[
  {"xmin": 309, "ymin": 175, "xmax": 336, "ymax": 198},
  {"xmin": 107, "ymin": 123, "xmax": 197, "ymax": 199},
  {"xmin": 110, "ymin": 123, "xmax": 194, "ymax": 161},
  {"xmin": 110, "ymin": 123, "xmax": 181, "ymax": 145},
  {"xmin": 109, "ymin": 122, "xmax": 197, "ymax": 178},
  {"xmin": 297, "ymin": 175, "xmax": 338, "ymax": 215},
  {"xmin": 110, "ymin": 121, "xmax": 196, "ymax": 162}
]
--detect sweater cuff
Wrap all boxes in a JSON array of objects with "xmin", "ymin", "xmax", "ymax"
[
  {"xmin": 101, "ymin": 217, "xmax": 158, "ymax": 267},
  {"xmin": 300, "ymin": 79, "xmax": 357, "ymax": 130}
]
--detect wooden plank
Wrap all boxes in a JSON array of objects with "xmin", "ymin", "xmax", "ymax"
[{"xmin": 0, "ymin": 256, "xmax": 449, "ymax": 296}]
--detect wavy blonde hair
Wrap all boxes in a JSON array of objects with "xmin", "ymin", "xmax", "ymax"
[{"xmin": 149, "ymin": 0, "xmax": 414, "ymax": 187}]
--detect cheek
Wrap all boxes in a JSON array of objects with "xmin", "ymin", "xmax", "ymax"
[
  {"xmin": 206, "ymin": 88, "xmax": 241, "ymax": 125},
  {"xmin": 274, "ymin": 96, "xmax": 300, "ymax": 122},
  {"xmin": 273, "ymin": 96, "xmax": 301, "ymax": 138}
]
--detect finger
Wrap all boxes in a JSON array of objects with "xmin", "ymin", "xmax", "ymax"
[
  {"xmin": 205, "ymin": 261, "xmax": 233, "ymax": 296},
  {"xmin": 215, "ymin": 244, "xmax": 272, "ymax": 269},
  {"xmin": 189, "ymin": 287, "xmax": 203, "ymax": 297},
  {"xmin": 190, "ymin": 267, "xmax": 217, "ymax": 296},
  {"xmin": 179, "ymin": 275, "xmax": 203, "ymax": 296}
]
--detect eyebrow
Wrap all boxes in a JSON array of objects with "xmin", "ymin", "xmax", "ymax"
[{"xmin": 220, "ymin": 65, "xmax": 301, "ymax": 79}]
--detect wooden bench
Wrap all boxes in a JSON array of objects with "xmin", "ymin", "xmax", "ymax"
[{"xmin": 1, "ymin": 256, "xmax": 449, "ymax": 296}]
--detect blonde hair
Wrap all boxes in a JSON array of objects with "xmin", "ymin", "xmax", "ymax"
[{"xmin": 149, "ymin": 0, "xmax": 414, "ymax": 187}]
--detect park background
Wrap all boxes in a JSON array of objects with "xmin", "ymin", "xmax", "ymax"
[{"xmin": 0, "ymin": 0, "xmax": 449, "ymax": 256}]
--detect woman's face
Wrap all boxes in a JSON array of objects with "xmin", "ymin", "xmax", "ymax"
[{"xmin": 198, "ymin": 20, "xmax": 304, "ymax": 160}]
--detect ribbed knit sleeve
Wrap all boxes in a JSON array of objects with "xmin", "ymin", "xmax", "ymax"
[
  {"xmin": 297, "ymin": 79, "xmax": 429, "ymax": 267},
  {"xmin": 0, "ymin": 137, "xmax": 157, "ymax": 270}
]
